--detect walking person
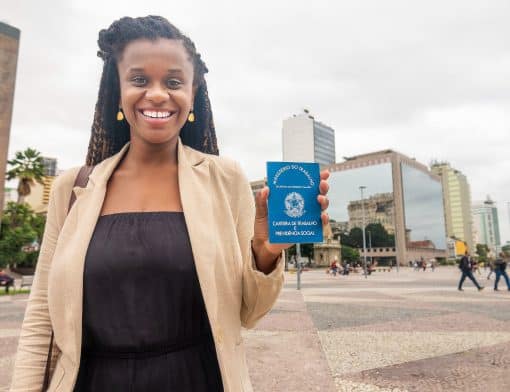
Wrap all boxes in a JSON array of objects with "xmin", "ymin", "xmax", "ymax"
[
  {"xmin": 458, "ymin": 251, "xmax": 484, "ymax": 291},
  {"xmin": 10, "ymin": 15, "xmax": 331, "ymax": 392},
  {"xmin": 494, "ymin": 253, "xmax": 510, "ymax": 291},
  {"xmin": 487, "ymin": 259, "xmax": 495, "ymax": 280}
]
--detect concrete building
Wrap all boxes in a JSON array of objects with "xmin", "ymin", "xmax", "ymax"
[
  {"xmin": 249, "ymin": 179, "xmax": 266, "ymax": 199},
  {"xmin": 472, "ymin": 196, "xmax": 501, "ymax": 253},
  {"xmin": 0, "ymin": 22, "xmax": 20, "ymax": 220},
  {"xmin": 348, "ymin": 192, "xmax": 395, "ymax": 234},
  {"xmin": 24, "ymin": 157, "xmax": 58, "ymax": 214},
  {"xmin": 282, "ymin": 109, "xmax": 335, "ymax": 165},
  {"xmin": 326, "ymin": 150, "xmax": 447, "ymax": 266},
  {"xmin": 430, "ymin": 162, "xmax": 474, "ymax": 252}
]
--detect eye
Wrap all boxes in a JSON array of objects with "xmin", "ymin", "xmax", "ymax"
[
  {"xmin": 131, "ymin": 75, "xmax": 147, "ymax": 86},
  {"xmin": 166, "ymin": 79, "xmax": 182, "ymax": 89}
]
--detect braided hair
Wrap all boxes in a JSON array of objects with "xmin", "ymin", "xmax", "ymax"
[{"xmin": 86, "ymin": 16, "xmax": 218, "ymax": 166}]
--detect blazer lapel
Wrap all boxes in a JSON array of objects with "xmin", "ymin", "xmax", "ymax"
[
  {"xmin": 177, "ymin": 140, "xmax": 218, "ymax": 324},
  {"xmin": 61, "ymin": 143, "xmax": 130, "ymax": 364}
]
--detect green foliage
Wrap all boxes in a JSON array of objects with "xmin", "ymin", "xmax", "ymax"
[
  {"xmin": 476, "ymin": 244, "xmax": 489, "ymax": 262},
  {"xmin": 6, "ymin": 147, "xmax": 45, "ymax": 202},
  {"xmin": 341, "ymin": 245, "xmax": 360, "ymax": 263},
  {"xmin": 340, "ymin": 223, "xmax": 395, "ymax": 249},
  {"xmin": 502, "ymin": 244, "xmax": 510, "ymax": 256},
  {"xmin": 0, "ymin": 202, "xmax": 45, "ymax": 268}
]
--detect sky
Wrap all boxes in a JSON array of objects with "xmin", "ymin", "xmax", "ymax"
[{"xmin": 3, "ymin": 0, "xmax": 510, "ymax": 242}]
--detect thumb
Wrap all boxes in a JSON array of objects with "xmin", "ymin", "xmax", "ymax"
[{"xmin": 255, "ymin": 187, "xmax": 269, "ymax": 219}]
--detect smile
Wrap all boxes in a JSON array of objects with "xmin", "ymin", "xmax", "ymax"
[{"xmin": 140, "ymin": 110, "xmax": 174, "ymax": 119}]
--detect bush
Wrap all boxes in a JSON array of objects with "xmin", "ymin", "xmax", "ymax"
[{"xmin": 0, "ymin": 202, "xmax": 45, "ymax": 268}]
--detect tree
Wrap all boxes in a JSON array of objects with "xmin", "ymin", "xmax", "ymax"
[
  {"xmin": 6, "ymin": 148, "xmax": 45, "ymax": 203},
  {"xmin": 365, "ymin": 223, "xmax": 395, "ymax": 247},
  {"xmin": 476, "ymin": 244, "xmax": 489, "ymax": 262},
  {"xmin": 0, "ymin": 202, "xmax": 45, "ymax": 268},
  {"xmin": 341, "ymin": 245, "xmax": 360, "ymax": 263},
  {"xmin": 502, "ymin": 244, "xmax": 510, "ymax": 256}
]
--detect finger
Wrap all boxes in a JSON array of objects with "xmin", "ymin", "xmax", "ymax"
[
  {"xmin": 320, "ymin": 169, "xmax": 330, "ymax": 181},
  {"xmin": 317, "ymin": 194, "xmax": 329, "ymax": 211},
  {"xmin": 321, "ymin": 212, "xmax": 329, "ymax": 226},
  {"xmin": 319, "ymin": 179, "xmax": 329, "ymax": 195},
  {"xmin": 255, "ymin": 187, "xmax": 269, "ymax": 219}
]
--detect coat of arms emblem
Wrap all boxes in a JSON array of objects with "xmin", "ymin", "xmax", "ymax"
[{"xmin": 284, "ymin": 192, "xmax": 305, "ymax": 218}]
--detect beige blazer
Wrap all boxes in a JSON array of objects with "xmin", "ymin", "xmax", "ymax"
[{"xmin": 10, "ymin": 139, "xmax": 284, "ymax": 392}]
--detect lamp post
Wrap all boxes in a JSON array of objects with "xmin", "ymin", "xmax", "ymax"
[
  {"xmin": 296, "ymin": 243, "xmax": 302, "ymax": 290},
  {"xmin": 360, "ymin": 186, "xmax": 368, "ymax": 278}
]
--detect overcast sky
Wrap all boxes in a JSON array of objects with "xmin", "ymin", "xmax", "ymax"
[{"xmin": 3, "ymin": 0, "xmax": 510, "ymax": 242}]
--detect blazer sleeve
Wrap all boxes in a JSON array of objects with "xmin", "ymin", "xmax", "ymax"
[
  {"xmin": 10, "ymin": 168, "xmax": 78, "ymax": 392},
  {"xmin": 233, "ymin": 162, "xmax": 284, "ymax": 329}
]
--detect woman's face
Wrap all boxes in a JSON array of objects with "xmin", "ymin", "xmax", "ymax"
[{"xmin": 117, "ymin": 38, "xmax": 195, "ymax": 146}]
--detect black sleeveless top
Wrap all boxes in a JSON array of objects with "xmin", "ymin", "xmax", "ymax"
[{"xmin": 74, "ymin": 212, "xmax": 223, "ymax": 391}]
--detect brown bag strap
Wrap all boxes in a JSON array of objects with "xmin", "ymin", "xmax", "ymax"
[
  {"xmin": 42, "ymin": 165, "xmax": 94, "ymax": 391},
  {"xmin": 67, "ymin": 165, "xmax": 95, "ymax": 213}
]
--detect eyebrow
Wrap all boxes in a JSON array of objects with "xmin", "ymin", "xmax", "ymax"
[{"xmin": 127, "ymin": 67, "xmax": 184, "ymax": 74}]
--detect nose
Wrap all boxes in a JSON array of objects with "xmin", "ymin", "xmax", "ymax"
[{"xmin": 145, "ymin": 83, "xmax": 168, "ymax": 105}]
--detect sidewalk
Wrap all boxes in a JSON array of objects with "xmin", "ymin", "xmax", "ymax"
[{"xmin": 245, "ymin": 287, "xmax": 337, "ymax": 391}]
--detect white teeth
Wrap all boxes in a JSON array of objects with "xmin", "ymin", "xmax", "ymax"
[{"xmin": 142, "ymin": 110, "xmax": 171, "ymax": 119}]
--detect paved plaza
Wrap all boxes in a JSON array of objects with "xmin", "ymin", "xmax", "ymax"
[{"xmin": 1, "ymin": 266, "xmax": 510, "ymax": 391}]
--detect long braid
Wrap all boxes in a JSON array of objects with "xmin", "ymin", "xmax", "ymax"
[{"xmin": 86, "ymin": 16, "xmax": 218, "ymax": 166}]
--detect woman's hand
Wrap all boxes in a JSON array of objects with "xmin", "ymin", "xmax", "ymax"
[{"xmin": 251, "ymin": 169, "xmax": 330, "ymax": 274}]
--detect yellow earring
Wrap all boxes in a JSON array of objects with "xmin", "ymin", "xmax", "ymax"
[
  {"xmin": 187, "ymin": 110, "xmax": 195, "ymax": 123},
  {"xmin": 116, "ymin": 109, "xmax": 124, "ymax": 121}
]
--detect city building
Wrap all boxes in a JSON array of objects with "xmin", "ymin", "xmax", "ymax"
[
  {"xmin": 282, "ymin": 109, "xmax": 335, "ymax": 165},
  {"xmin": 348, "ymin": 192, "xmax": 395, "ymax": 234},
  {"xmin": 24, "ymin": 157, "xmax": 58, "ymax": 214},
  {"xmin": 249, "ymin": 179, "xmax": 266, "ymax": 198},
  {"xmin": 0, "ymin": 22, "xmax": 20, "ymax": 220},
  {"xmin": 430, "ymin": 161, "xmax": 474, "ymax": 252},
  {"xmin": 325, "ymin": 149, "xmax": 447, "ymax": 265},
  {"xmin": 472, "ymin": 196, "xmax": 501, "ymax": 254}
]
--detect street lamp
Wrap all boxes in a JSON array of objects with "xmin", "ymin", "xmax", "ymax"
[{"xmin": 360, "ymin": 186, "xmax": 368, "ymax": 278}]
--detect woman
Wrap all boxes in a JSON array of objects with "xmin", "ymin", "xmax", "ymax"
[{"xmin": 10, "ymin": 16, "xmax": 330, "ymax": 392}]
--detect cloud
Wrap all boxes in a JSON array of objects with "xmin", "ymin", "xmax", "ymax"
[{"xmin": 3, "ymin": 0, "xmax": 510, "ymax": 241}]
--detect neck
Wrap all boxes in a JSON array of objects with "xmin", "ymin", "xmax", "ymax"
[{"xmin": 122, "ymin": 136, "xmax": 179, "ymax": 172}]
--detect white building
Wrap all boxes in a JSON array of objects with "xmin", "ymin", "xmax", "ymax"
[
  {"xmin": 430, "ymin": 162, "xmax": 474, "ymax": 252},
  {"xmin": 472, "ymin": 196, "xmax": 501, "ymax": 253},
  {"xmin": 282, "ymin": 109, "xmax": 335, "ymax": 165}
]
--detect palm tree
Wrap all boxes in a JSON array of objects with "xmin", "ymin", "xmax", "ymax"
[{"xmin": 6, "ymin": 148, "xmax": 45, "ymax": 204}]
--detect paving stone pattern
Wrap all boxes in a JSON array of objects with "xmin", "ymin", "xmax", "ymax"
[{"xmin": 1, "ymin": 267, "xmax": 509, "ymax": 391}]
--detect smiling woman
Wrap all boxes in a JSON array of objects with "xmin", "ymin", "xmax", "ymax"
[{"xmin": 10, "ymin": 15, "xmax": 330, "ymax": 392}]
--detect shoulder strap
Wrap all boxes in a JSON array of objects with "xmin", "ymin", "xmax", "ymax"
[
  {"xmin": 67, "ymin": 165, "xmax": 95, "ymax": 214},
  {"xmin": 42, "ymin": 165, "xmax": 94, "ymax": 391}
]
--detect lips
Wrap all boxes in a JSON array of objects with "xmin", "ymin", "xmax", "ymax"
[{"xmin": 139, "ymin": 109, "xmax": 175, "ymax": 119}]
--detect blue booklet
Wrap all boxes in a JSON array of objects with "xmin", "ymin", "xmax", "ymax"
[{"xmin": 266, "ymin": 162, "xmax": 323, "ymax": 244}]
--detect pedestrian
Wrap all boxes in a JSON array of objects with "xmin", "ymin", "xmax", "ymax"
[
  {"xmin": 471, "ymin": 257, "xmax": 481, "ymax": 275},
  {"xmin": 494, "ymin": 252, "xmax": 510, "ymax": 291},
  {"xmin": 487, "ymin": 259, "xmax": 495, "ymax": 280},
  {"xmin": 330, "ymin": 259, "xmax": 338, "ymax": 276},
  {"xmin": 458, "ymin": 251, "xmax": 484, "ymax": 291},
  {"xmin": 9, "ymin": 15, "xmax": 331, "ymax": 392}
]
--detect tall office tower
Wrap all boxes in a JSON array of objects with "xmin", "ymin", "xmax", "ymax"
[
  {"xmin": 472, "ymin": 196, "xmax": 501, "ymax": 253},
  {"xmin": 282, "ymin": 109, "xmax": 336, "ymax": 165},
  {"xmin": 42, "ymin": 157, "xmax": 58, "ymax": 176},
  {"xmin": 24, "ymin": 157, "xmax": 58, "ymax": 214},
  {"xmin": 431, "ymin": 162, "xmax": 474, "ymax": 251},
  {"xmin": 0, "ymin": 22, "xmax": 20, "ymax": 218}
]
